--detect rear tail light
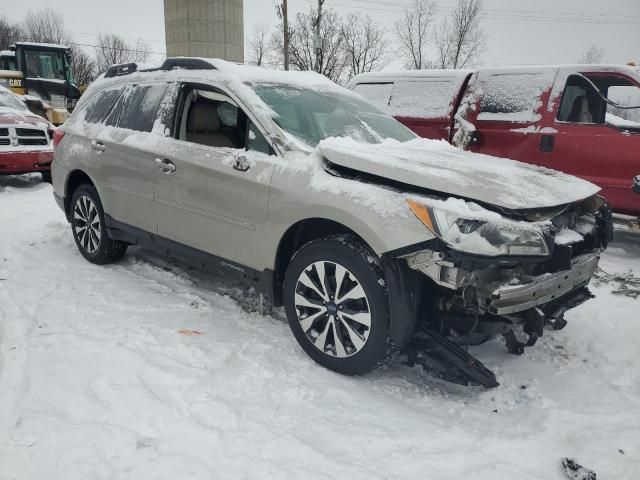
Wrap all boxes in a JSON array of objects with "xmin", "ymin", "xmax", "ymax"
[{"xmin": 52, "ymin": 129, "xmax": 65, "ymax": 147}]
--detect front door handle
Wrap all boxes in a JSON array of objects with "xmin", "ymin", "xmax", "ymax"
[
  {"xmin": 155, "ymin": 158, "xmax": 176, "ymax": 173},
  {"xmin": 91, "ymin": 139, "xmax": 105, "ymax": 152},
  {"xmin": 232, "ymin": 155, "xmax": 250, "ymax": 172}
]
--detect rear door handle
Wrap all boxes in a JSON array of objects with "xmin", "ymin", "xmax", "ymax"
[
  {"xmin": 91, "ymin": 140, "xmax": 105, "ymax": 152},
  {"xmin": 155, "ymin": 158, "xmax": 176, "ymax": 173}
]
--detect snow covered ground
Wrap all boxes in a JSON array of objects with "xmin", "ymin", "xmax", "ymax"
[{"xmin": 1, "ymin": 175, "xmax": 639, "ymax": 480}]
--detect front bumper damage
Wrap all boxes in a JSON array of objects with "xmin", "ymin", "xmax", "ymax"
[{"xmin": 385, "ymin": 204, "xmax": 612, "ymax": 388}]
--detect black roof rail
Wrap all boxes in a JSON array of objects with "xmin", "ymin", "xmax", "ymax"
[
  {"xmin": 104, "ymin": 58, "xmax": 217, "ymax": 79},
  {"xmin": 158, "ymin": 58, "xmax": 217, "ymax": 71},
  {"xmin": 104, "ymin": 63, "xmax": 138, "ymax": 78}
]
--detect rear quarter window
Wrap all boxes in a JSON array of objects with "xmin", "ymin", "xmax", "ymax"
[
  {"xmin": 81, "ymin": 87, "xmax": 125, "ymax": 124},
  {"xmin": 389, "ymin": 79, "xmax": 460, "ymax": 119},
  {"xmin": 352, "ymin": 83, "xmax": 393, "ymax": 112},
  {"xmin": 477, "ymin": 71, "xmax": 555, "ymax": 123},
  {"xmin": 107, "ymin": 83, "xmax": 168, "ymax": 132}
]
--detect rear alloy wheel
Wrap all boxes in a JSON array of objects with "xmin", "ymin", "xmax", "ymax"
[
  {"xmin": 284, "ymin": 235, "xmax": 392, "ymax": 375},
  {"xmin": 73, "ymin": 194, "xmax": 102, "ymax": 254},
  {"xmin": 70, "ymin": 184, "xmax": 127, "ymax": 264}
]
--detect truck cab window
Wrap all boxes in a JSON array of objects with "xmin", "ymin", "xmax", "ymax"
[
  {"xmin": 25, "ymin": 50, "xmax": 65, "ymax": 80},
  {"xmin": 557, "ymin": 75, "xmax": 601, "ymax": 123}
]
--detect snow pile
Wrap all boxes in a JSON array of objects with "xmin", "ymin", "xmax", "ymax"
[
  {"xmin": 1, "ymin": 178, "xmax": 639, "ymax": 479},
  {"xmin": 605, "ymin": 112, "xmax": 640, "ymax": 129}
]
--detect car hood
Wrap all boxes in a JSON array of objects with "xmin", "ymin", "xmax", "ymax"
[
  {"xmin": 317, "ymin": 137, "xmax": 601, "ymax": 211},
  {"xmin": 0, "ymin": 107, "xmax": 50, "ymax": 128}
]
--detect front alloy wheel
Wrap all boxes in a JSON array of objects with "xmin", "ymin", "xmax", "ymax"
[
  {"xmin": 284, "ymin": 235, "xmax": 392, "ymax": 376},
  {"xmin": 294, "ymin": 261, "xmax": 372, "ymax": 358}
]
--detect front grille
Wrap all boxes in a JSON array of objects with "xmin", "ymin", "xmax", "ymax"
[
  {"xmin": 16, "ymin": 128, "xmax": 46, "ymax": 137},
  {"xmin": 18, "ymin": 138, "xmax": 48, "ymax": 146},
  {"xmin": 0, "ymin": 128, "xmax": 8, "ymax": 136},
  {"xmin": 0, "ymin": 138, "xmax": 9, "ymax": 146}
]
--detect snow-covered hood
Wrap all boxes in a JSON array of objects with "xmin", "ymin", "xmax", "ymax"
[
  {"xmin": 317, "ymin": 137, "xmax": 600, "ymax": 211},
  {"xmin": 0, "ymin": 107, "xmax": 50, "ymax": 128}
]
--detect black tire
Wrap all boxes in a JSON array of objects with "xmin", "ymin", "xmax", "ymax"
[
  {"xmin": 41, "ymin": 170, "xmax": 52, "ymax": 183},
  {"xmin": 70, "ymin": 184, "xmax": 127, "ymax": 264},
  {"xmin": 283, "ymin": 235, "xmax": 392, "ymax": 376}
]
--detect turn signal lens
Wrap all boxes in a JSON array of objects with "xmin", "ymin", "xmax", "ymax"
[{"xmin": 406, "ymin": 199, "xmax": 436, "ymax": 233}]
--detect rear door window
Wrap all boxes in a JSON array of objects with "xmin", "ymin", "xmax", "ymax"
[
  {"xmin": 83, "ymin": 87, "xmax": 125, "ymax": 124},
  {"xmin": 352, "ymin": 83, "xmax": 393, "ymax": 112},
  {"xmin": 107, "ymin": 83, "xmax": 168, "ymax": 132},
  {"xmin": 477, "ymin": 71, "xmax": 555, "ymax": 123}
]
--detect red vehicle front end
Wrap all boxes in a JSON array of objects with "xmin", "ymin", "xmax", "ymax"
[{"xmin": 0, "ymin": 87, "xmax": 55, "ymax": 181}]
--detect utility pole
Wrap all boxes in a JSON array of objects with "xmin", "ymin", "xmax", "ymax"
[
  {"xmin": 314, "ymin": 0, "xmax": 325, "ymax": 73},
  {"xmin": 277, "ymin": 1, "xmax": 289, "ymax": 70},
  {"xmin": 282, "ymin": 0, "xmax": 289, "ymax": 70}
]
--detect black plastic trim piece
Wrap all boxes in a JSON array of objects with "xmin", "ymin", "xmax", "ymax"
[{"xmin": 380, "ymin": 253, "xmax": 422, "ymax": 349}]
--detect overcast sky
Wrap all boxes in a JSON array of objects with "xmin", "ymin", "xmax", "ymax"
[{"xmin": 6, "ymin": 0, "xmax": 640, "ymax": 67}]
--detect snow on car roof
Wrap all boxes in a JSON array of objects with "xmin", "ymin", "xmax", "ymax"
[
  {"xmin": 0, "ymin": 50, "xmax": 15, "ymax": 56},
  {"xmin": 14, "ymin": 41, "xmax": 71, "ymax": 50}
]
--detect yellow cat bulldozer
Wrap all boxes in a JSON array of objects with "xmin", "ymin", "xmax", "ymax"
[{"xmin": 0, "ymin": 42, "xmax": 81, "ymax": 125}]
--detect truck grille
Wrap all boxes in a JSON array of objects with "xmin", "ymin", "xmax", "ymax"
[
  {"xmin": 0, "ymin": 126, "xmax": 50, "ymax": 147},
  {"xmin": 16, "ymin": 128, "xmax": 47, "ymax": 137}
]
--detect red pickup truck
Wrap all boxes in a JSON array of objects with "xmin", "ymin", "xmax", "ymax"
[
  {"xmin": 349, "ymin": 65, "xmax": 640, "ymax": 216},
  {"xmin": 0, "ymin": 86, "xmax": 54, "ymax": 182}
]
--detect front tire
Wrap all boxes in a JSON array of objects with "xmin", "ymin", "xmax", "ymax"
[
  {"xmin": 70, "ymin": 184, "xmax": 127, "ymax": 264},
  {"xmin": 283, "ymin": 235, "xmax": 392, "ymax": 376}
]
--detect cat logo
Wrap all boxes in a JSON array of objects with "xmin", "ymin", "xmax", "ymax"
[{"xmin": 8, "ymin": 79, "xmax": 22, "ymax": 88}]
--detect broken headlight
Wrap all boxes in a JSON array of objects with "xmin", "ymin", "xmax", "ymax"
[{"xmin": 407, "ymin": 199, "xmax": 550, "ymax": 257}]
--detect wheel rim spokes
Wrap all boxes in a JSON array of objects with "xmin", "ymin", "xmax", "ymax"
[
  {"xmin": 295, "ymin": 260, "xmax": 371, "ymax": 358},
  {"xmin": 73, "ymin": 195, "xmax": 101, "ymax": 254}
]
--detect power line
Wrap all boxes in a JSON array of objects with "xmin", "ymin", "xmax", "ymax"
[{"xmin": 331, "ymin": 0, "xmax": 640, "ymax": 24}]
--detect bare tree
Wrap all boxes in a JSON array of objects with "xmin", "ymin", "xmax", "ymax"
[
  {"xmin": 23, "ymin": 8, "xmax": 72, "ymax": 44},
  {"xmin": 434, "ymin": 0, "xmax": 485, "ymax": 69},
  {"xmin": 0, "ymin": 16, "xmax": 23, "ymax": 50},
  {"xmin": 248, "ymin": 23, "xmax": 269, "ymax": 66},
  {"xmin": 70, "ymin": 47, "xmax": 96, "ymax": 86},
  {"xmin": 342, "ymin": 14, "xmax": 390, "ymax": 81},
  {"xmin": 94, "ymin": 33, "xmax": 150, "ymax": 74},
  {"xmin": 395, "ymin": 0, "xmax": 438, "ymax": 70},
  {"xmin": 271, "ymin": 8, "xmax": 346, "ymax": 83},
  {"xmin": 579, "ymin": 44, "xmax": 605, "ymax": 64}
]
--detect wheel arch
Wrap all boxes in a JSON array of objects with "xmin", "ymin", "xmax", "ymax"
[
  {"xmin": 63, "ymin": 169, "xmax": 97, "ymax": 219},
  {"xmin": 270, "ymin": 218, "xmax": 375, "ymax": 307}
]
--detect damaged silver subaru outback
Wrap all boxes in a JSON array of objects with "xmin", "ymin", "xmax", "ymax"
[{"xmin": 52, "ymin": 58, "xmax": 612, "ymax": 387}]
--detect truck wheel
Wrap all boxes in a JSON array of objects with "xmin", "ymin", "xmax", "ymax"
[
  {"xmin": 70, "ymin": 184, "xmax": 127, "ymax": 264},
  {"xmin": 283, "ymin": 235, "xmax": 392, "ymax": 375}
]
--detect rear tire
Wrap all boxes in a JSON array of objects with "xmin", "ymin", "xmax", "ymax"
[
  {"xmin": 70, "ymin": 184, "xmax": 127, "ymax": 264},
  {"xmin": 283, "ymin": 235, "xmax": 392, "ymax": 376}
]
